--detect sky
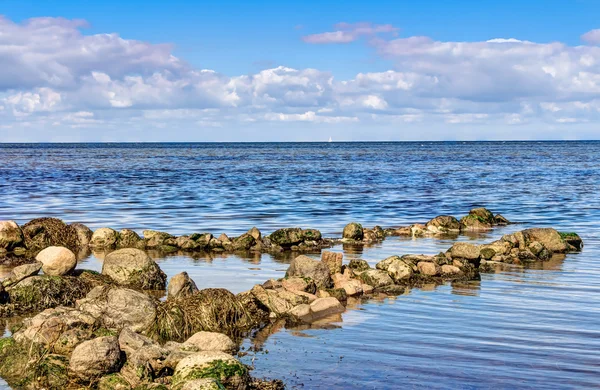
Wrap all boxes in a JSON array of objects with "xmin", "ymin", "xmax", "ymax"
[{"xmin": 1, "ymin": 0, "xmax": 600, "ymax": 141}]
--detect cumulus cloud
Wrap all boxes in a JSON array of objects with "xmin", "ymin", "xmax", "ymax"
[
  {"xmin": 302, "ymin": 22, "xmax": 399, "ymax": 44},
  {"xmin": 582, "ymin": 29, "xmax": 600, "ymax": 45},
  {"xmin": 2, "ymin": 15, "xmax": 600, "ymax": 140}
]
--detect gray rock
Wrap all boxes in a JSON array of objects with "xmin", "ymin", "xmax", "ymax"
[
  {"xmin": 357, "ymin": 269, "xmax": 393, "ymax": 288},
  {"xmin": 184, "ymin": 331, "xmax": 236, "ymax": 353},
  {"xmin": 76, "ymin": 286, "xmax": 157, "ymax": 332},
  {"xmin": 117, "ymin": 229, "xmax": 142, "ymax": 248},
  {"xmin": 119, "ymin": 327, "xmax": 157, "ymax": 357},
  {"xmin": 286, "ymin": 255, "xmax": 331, "ymax": 288},
  {"xmin": 449, "ymin": 242, "xmax": 481, "ymax": 260},
  {"xmin": 90, "ymin": 228, "xmax": 119, "ymax": 248},
  {"xmin": 0, "ymin": 221, "xmax": 24, "ymax": 251},
  {"xmin": 71, "ymin": 223, "xmax": 93, "ymax": 247},
  {"xmin": 426, "ymin": 215, "xmax": 461, "ymax": 234},
  {"xmin": 69, "ymin": 336, "xmax": 122, "ymax": 379},
  {"xmin": 2, "ymin": 261, "xmax": 42, "ymax": 287},
  {"xmin": 269, "ymin": 228, "xmax": 304, "ymax": 247},
  {"xmin": 168, "ymin": 272, "xmax": 199, "ymax": 299},
  {"xmin": 102, "ymin": 248, "xmax": 166, "ymax": 289}
]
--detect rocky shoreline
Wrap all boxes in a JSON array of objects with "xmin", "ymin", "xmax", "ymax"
[{"xmin": 0, "ymin": 208, "xmax": 584, "ymax": 389}]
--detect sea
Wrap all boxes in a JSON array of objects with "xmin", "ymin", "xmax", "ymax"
[{"xmin": 0, "ymin": 142, "xmax": 599, "ymax": 389}]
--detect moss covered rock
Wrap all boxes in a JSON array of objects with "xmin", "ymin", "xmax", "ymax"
[
  {"xmin": 173, "ymin": 351, "xmax": 248, "ymax": 390},
  {"xmin": 102, "ymin": 248, "xmax": 166, "ymax": 290}
]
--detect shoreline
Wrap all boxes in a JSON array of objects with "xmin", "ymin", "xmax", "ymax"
[{"xmin": 0, "ymin": 208, "xmax": 584, "ymax": 389}]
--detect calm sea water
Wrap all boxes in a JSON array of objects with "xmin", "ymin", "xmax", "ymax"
[{"xmin": 0, "ymin": 142, "xmax": 599, "ymax": 389}]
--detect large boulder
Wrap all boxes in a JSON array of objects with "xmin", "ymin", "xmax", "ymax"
[
  {"xmin": 426, "ymin": 215, "xmax": 461, "ymax": 234},
  {"xmin": 21, "ymin": 218, "xmax": 80, "ymax": 251},
  {"xmin": 1, "ymin": 261, "xmax": 42, "ymax": 287},
  {"xmin": 459, "ymin": 208, "xmax": 495, "ymax": 231},
  {"xmin": 173, "ymin": 351, "xmax": 248, "ymax": 390},
  {"xmin": 36, "ymin": 246, "xmax": 77, "ymax": 276},
  {"xmin": 90, "ymin": 228, "xmax": 119, "ymax": 248},
  {"xmin": 76, "ymin": 286, "xmax": 157, "ymax": 332},
  {"xmin": 269, "ymin": 228, "xmax": 303, "ymax": 247},
  {"xmin": 102, "ymin": 248, "xmax": 167, "ymax": 290},
  {"xmin": 69, "ymin": 336, "xmax": 122, "ymax": 379},
  {"xmin": 522, "ymin": 228, "xmax": 569, "ymax": 253},
  {"xmin": 250, "ymin": 285, "xmax": 295, "ymax": 314},
  {"xmin": 0, "ymin": 220, "xmax": 24, "ymax": 251},
  {"xmin": 286, "ymin": 255, "xmax": 331, "ymax": 288},
  {"xmin": 184, "ymin": 331, "xmax": 236, "ymax": 353},
  {"xmin": 231, "ymin": 233, "xmax": 256, "ymax": 251},
  {"xmin": 342, "ymin": 222, "xmax": 363, "ymax": 241},
  {"xmin": 168, "ymin": 272, "xmax": 199, "ymax": 299},
  {"xmin": 144, "ymin": 230, "xmax": 173, "ymax": 248}
]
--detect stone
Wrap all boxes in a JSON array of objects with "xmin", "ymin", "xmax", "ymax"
[
  {"xmin": 417, "ymin": 261, "xmax": 441, "ymax": 276},
  {"xmin": 36, "ymin": 246, "xmax": 77, "ymax": 276},
  {"xmin": 102, "ymin": 248, "xmax": 167, "ymax": 289},
  {"xmin": 309, "ymin": 297, "xmax": 345, "ymax": 319},
  {"xmin": 560, "ymin": 232, "xmax": 583, "ymax": 250},
  {"xmin": 181, "ymin": 379, "xmax": 221, "ymax": 390},
  {"xmin": 231, "ymin": 233, "xmax": 256, "ymax": 251},
  {"xmin": 441, "ymin": 264, "xmax": 462, "ymax": 275},
  {"xmin": 168, "ymin": 272, "xmax": 199, "ymax": 299},
  {"xmin": 282, "ymin": 276, "xmax": 315, "ymax": 293},
  {"xmin": 69, "ymin": 336, "xmax": 122, "ymax": 379},
  {"xmin": 176, "ymin": 236, "xmax": 199, "ymax": 250},
  {"xmin": 358, "ymin": 269, "xmax": 393, "ymax": 288},
  {"xmin": 119, "ymin": 327, "xmax": 157, "ymax": 357},
  {"xmin": 286, "ymin": 255, "xmax": 331, "ymax": 288},
  {"xmin": 54, "ymin": 327, "xmax": 94, "ymax": 355},
  {"xmin": 120, "ymin": 343, "xmax": 169, "ymax": 384},
  {"xmin": 522, "ymin": 228, "xmax": 569, "ymax": 253},
  {"xmin": 302, "ymin": 229, "xmax": 322, "ymax": 241},
  {"xmin": 468, "ymin": 208, "xmax": 495, "ymax": 223},
  {"xmin": 262, "ymin": 279, "xmax": 283, "ymax": 289},
  {"xmin": 117, "ymin": 229, "xmax": 142, "ymax": 248},
  {"xmin": 410, "ymin": 224, "xmax": 427, "ymax": 237},
  {"xmin": 76, "ymin": 286, "xmax": 157, "ymax": 332},
  {"xmin": 338, "ymin": 279, "xmax": 363, "ymax": 296},
  {"xmin": 97, "ymin": 374, "xmax": 131, "ymax": 390},
  {"xmin": 449, "ymin": 242, "xmax": 481, "ymax": 260},
  {"xmin": 90, "ymin": 228, "xmax": 119, "ymax": 248},
  {"xmin": 217, "ymin": 233, "xmax": 231, "ymax": 244},
  {"xmin": 248, "ymin": 227, "xmax": 261, "ymax": 240},
  {"xmin": 376, "ymin": 256, "xmax": 413, "ymax": 282},
  {"xmin": 321, "ymin": 251, "xmax": 343, "ymax": 275},
  {"xmin": 143, "ymin": 230, "xmax": 173, "ymax": 248},
  {"xmin": 173, "ymin": 351, "xmax": 248, "ymax": 390},
  {"xmin": 348, "ymin": 259, "xmax": 370, "ymax": 272},
  {"xmin": 250, "ymin": 285, "xmax": 294, "ymax": 314},
  {"xmin": 71, "ymin": 223, "xmax": 93, "ymax": 247},
  {"xmin": 14, "ymin": 307, "xmax": 97, "ymax": 347},
  {"xmin": 494, "ymin": 214, "xmax": 510, "ymax": 224},
  {"xmin": 0, "ymin": 220, "xmax": 24, "ymax": 251},
  {"xmin": 1, "ymin": 261, "xmax": 42, "ymax": 287},
  {"xmin": 426, "ymin": 215, "xmax": 461, "ymax": 234},
  {"xmin": 269, "ymin": 228, "xmax": 304, "ymax": 247},
  {"xmin": 184, "ymin": 331, "xmax": 236, "ymax": 353},
  {"xmin": 342, "ymin": 222, "xmax": 363, "ymax": 241}
]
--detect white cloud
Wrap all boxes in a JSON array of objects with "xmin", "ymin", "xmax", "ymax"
[
  {"xmin": 302, "ymin": 22, "xmax": 399, "ymax": 44},
  {"xmin": 2, "ymin": 16, "xmax": 600, "ymax": 140},
  {"xmin": 582, "ymin": 29, "xmax": 600, "ymax": 45}
]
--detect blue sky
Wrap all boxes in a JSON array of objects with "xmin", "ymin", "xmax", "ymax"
[{"xmin": 1, "ymin": 0, "xmax": 600, "ymax": 141}]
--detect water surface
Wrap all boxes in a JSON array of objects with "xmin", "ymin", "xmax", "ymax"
[{"xmin": 0, "ymin": 142, "xmax": 599, "ymax": 389}]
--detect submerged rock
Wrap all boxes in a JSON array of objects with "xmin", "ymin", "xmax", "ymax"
[
  {"xmin": 36, "ymin": 246, "xmax": 77, "ymax": 276},
  {"xmin": 102, "ymin": 248, "xmax": 167, "ymax": 290},
  {"xmin": 269, "ymin": 228, "xmax": 303, "ymax": 247}
]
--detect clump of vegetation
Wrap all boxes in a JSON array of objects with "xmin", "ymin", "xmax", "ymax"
[
  {"xmin": 21, "ymin": 217, "xmax": 80, "ymax": 252},
  {"xmin": 148, "ymin": 288, "xmax": 265, "ymax": 343}
]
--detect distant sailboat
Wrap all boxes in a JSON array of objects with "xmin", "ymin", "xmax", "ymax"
[{"xmin": 328, "ymin": 136, "xmax": 333, "ymax": 143}]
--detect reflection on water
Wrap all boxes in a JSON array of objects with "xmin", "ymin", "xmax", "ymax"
[{"xmin": 1, "ymin": 142, "xmax": 600, "ymax": 389}]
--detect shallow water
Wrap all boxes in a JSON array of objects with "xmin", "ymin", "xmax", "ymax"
[{"xmin": 1, "ymin": 142, "xmax": 599, "ymax": 389}]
